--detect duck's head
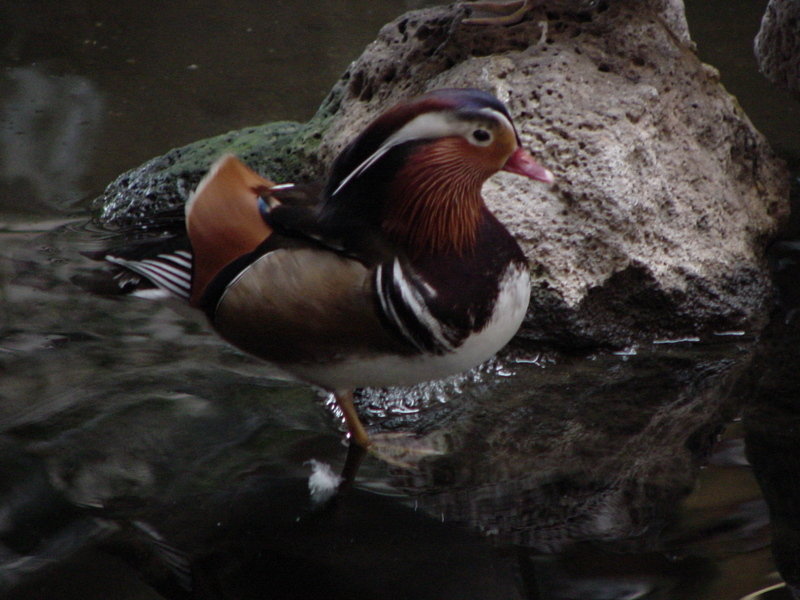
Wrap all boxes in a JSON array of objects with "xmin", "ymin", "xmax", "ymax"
[{"xmin": 322, "ymin": 89, "xmax": 553, "ymax": 257}]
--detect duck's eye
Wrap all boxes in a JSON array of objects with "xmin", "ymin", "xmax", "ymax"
[{"xmin": 470, "ymin": 129, "xmax": 492, "ymax": 145}]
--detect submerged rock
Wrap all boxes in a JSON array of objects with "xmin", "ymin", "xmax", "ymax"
[{"xmin": 94, "ymin": 0, "xmax": 789, "ymax": 347}]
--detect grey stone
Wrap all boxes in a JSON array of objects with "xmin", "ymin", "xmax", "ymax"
[{"xmin": 755, "ymin": 0, "xmax": 800, "ymax": 98}]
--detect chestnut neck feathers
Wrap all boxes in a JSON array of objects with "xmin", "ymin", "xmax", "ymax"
[
  {"xmin": 318, "ymin": 89, "xmax": 521, "ymax": 262},
  {"xmin": 383, "ymin": 137, "xmax": 488, "ymax": 260}
]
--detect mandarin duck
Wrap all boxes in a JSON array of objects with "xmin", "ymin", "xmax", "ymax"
[{"xmin": 97, "ymin": 89, "xmax": 552, "ymax": 449}]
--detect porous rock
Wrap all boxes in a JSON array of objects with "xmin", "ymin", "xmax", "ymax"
[
  {"xmin": 755, "ymin": 0, "xmax": 800, "ymax": 99},
  {"xmin": 95, "ymin": 0, "xmax": 789, "ymax": 347}
]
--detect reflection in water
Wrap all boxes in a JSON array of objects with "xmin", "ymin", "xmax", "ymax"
[
  {"xmin": 0, "ymin": 67, "xmax": 103, "ymax": 212},
  {"xmin": 387, "ymin": 343, "xmax": 753, "ymax": 551},
  {"xmin": 361, "ymin": 340, "xmax": 780, "ymax": 599}
]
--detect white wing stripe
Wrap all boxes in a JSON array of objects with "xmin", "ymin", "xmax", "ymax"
[
  {"xmin": 106, "ymin": 253, "xmax": 192, "ymax": 300},
  {"xmin": 132, "ymin": 264, "xmax": 189, "ymax": 297},
  {"xmin": 375, "ymin": 263, "xmax": 422, "ymax": 351},
  {"xmin": 159, "ymin": 252, "xmax": 192, "ymax": 270},
  {"xmin": 391, "ymin": 260, "xmax": 454, "ymax": 352},
  {"xmin": 373, "ymin": 259, "xmax": 458, "ymax": 354},
  {"xmin": 140, "ymin": 259, "xmax": 191, "ymax": 286}
]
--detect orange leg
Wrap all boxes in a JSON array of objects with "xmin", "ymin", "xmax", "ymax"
[
  {"xmin": 334, "ymin": 389, "xmax": 371, "ymax": 448},
  {"xmin": 333, "ymin": 390, "xmax": 447, "ymax": 473}
]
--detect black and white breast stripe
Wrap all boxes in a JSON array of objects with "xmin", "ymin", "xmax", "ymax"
[
  {"xmin": 106, "ymin": 250, "xmax": 193, "ymax": 300},
  {"xmin": 373, "ymin": 259, "xmax": 462, "ymax": 355}
]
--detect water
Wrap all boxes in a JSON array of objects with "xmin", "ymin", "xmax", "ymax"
[{"xmin": 2, "ymin": 1, "xmax": 800, "ymax": 599}]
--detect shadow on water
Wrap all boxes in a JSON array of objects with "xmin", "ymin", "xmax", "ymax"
[{"xmin": 2, "ymin": 0, "xmax": 800, "ymax": 599}]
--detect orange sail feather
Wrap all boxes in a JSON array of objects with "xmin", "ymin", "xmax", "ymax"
[{"xmin": 185, "ymin": 154, "xmax": 275, "ymax": 306}]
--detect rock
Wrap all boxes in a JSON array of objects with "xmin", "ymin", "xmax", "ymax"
[
  {"xmin": 755, "ymin": 0, "xmax": 800, "ymax": 99},
  {"xmin": 94, "ymin": 121, "xmax": 312, "ymax": 225},
  {"xmin": 94, "ymin": 0, "xmax": 790, "ymax": 347}
]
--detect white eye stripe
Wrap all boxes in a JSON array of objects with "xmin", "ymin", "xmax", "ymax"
[
  {"xmin": 332, "ymin": 108, "xmax": 515, "ymax": 196},
  {"xmin": 333, "ymin": 113, "xmax": 461, "ymax": 196}
]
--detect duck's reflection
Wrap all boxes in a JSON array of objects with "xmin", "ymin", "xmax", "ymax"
[{"xmin": 379, "ymin": 342, "xmax": 754, "ymax": 552}]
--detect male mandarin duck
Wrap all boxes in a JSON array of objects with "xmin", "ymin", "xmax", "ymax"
[{"xmin": 100, "ymin": 89, "xmax": 553, "ymax": 449}]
